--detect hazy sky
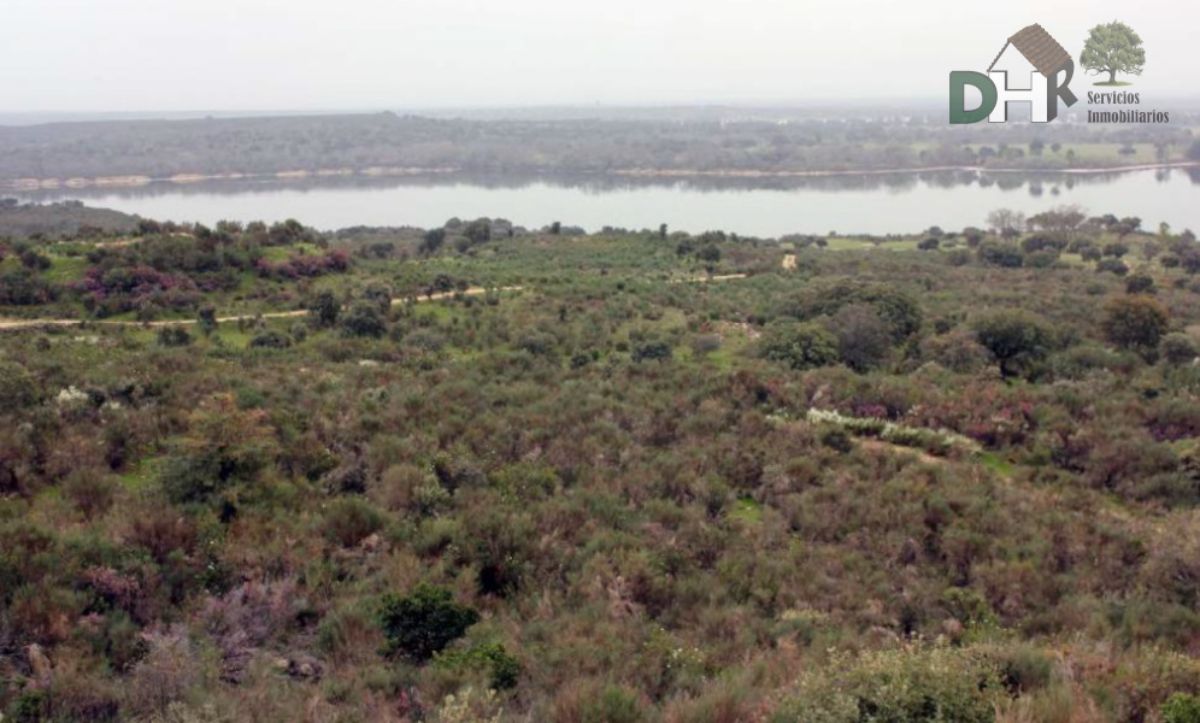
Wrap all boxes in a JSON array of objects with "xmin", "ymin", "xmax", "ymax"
[{"xmin": 0, "ymin": 0, "xmax": 1194, "ymax": 111}]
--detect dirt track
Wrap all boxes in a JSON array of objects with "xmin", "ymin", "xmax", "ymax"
[
  {"xmin": 0, "ymin": 273, "xmax": 754, "ymax": 333},
  {"xmin": 0, "ymin": 286, "xmax": 524, "ymax": 332}
]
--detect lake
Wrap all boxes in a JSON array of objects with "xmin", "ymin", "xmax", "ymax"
[{"xmin": 10, "ymin": 167, "xmax": 1200, "ymax": 236}]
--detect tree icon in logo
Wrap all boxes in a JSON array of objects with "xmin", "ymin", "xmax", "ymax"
[{"xmin": 1080, "ymin": 21, "xmax": 1145, "ymax": 86}]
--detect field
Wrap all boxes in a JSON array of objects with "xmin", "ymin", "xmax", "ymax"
[{"xmin": 4, "ymin": 210, "xmax": 1200, "ymax": 721}]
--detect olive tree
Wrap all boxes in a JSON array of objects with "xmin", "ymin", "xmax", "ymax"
[{"xmin": 973, "ymin": 310, "xmax": 1055, "ymax": 378}]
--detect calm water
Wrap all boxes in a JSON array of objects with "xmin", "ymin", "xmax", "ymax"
[{"xmin": 12, "ymin": 168, "xmax": 1200, "ymax": 236}]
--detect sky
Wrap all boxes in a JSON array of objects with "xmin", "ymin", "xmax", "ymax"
[{"xmin": 0, "ymin": 0, "xmax": 1195, "ymax": 112}]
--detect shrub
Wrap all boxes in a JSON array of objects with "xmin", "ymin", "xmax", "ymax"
[
  {"xmin": 197, "ymin": 306, "xmax": 218, "ymax": 335},
  {"xmin": 1050, "ymin": 344, "xmax": 1137, "ymax": 379},
  {"xmin": 308, "ymin": 290, "xmax": 340, "ymax": 327},
  {"xmin": 0, "ymin": 360, "xmax": 38, "ymax": 410},
  {"xmin": 1162, "ymin": 333, "xmax": 1198, "ymax": 366},
  {"xmin": 830, "ymin": 303, "xmax": 892, "ymax": 372},
  {"xmin": 690, "ymin": 334, "xmax": 722, "ymax": 356},
  {"xmin": 577, "ymin": 685, "xmax": 647, "ymax": 723},
  {"xmin": 323, "ymin": 498, "xmax": 385, "ymax": 547},
  {"xmin": 996, "ymin": 646, "xmax": 1053, "ymax": 694},
  {"xmin": 159, "ymin": 395, "xmax": 277, "ymax": 504},
  {"xmin": 250, "ymin": 329, "xmax": 292, "ymax": 349},
  {"xmin": 1163, "ymin": 693, "xmax": 1200, "ymax": 723},
  {"xmin": 19, "ymin": 249, "xmax": 52, "ymax": 270},
  {"xmin": 820, "ymin": 427, "xmax": 854, "ymax": 453},
  {"xmin": 341, "ymin": 300, "xmax": 388, "ymax": 338},
  {"xmin": 1103, "ymin": 295, "xmax": 1169, "ymax": 352},
  {"xmin": 435, "ymin": 642, "xmax": 521, "ymax": 690},
  {"xmin": 0, "ymin": 269, "xmax": 58, "ymax": 305},
  {"xmin": 977, "ymin": 240, "xmax": 1023, "ymax": 268},
  {"xmin": 1127, "ymin": 273, "xmax": 1156, "ymax": 294},
  {"xmin": 973, "ymin": 310, "xmax": 1055, "ymax": 378},
  {"xmin": 379, "ymin": 585, "xmax": 480, "ymax": 662},
  {"xmin": 1025, "ymin": 249, "xmax": 1059, "ymax": 268},
  {"xmin": 772, "ymin": 646, "xmax": 1002, "ymax": 723},
  {"xmin": 62, "ymin": 469, "xmax": 116, "ymax": 520},
  {"xmin": 1104, "ymin": 241, "xmax": 1130, "ymax": 257},
  {"xmin": 760, "ymin": 321, "xmax": 839, "ymax": 370},
  {"xmin": 156, "ymin": 326, "xmax": 192, "ymax": 347},
  {"xmin": 421, "ymin": 227, "xmax": 447, "ymax": 254},
  {"xmin": 920, "ymin": 330, "xmax": 989, "ymax": 373},
  {"xmin": 632, "ymin": 340, "xmax": 672, "ymax": 362}
]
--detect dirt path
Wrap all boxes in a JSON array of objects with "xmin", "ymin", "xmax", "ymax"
[
  {"xmin": 0, "ymin": 273, "xmax": 756, "ymax": 333},
  {"xmin": 0, "ymin": 272, "xmax": 759, "ymax": 333},
  {"xmin": 0, "ymin": 286, "xmax": 525, "ymax": 332}
]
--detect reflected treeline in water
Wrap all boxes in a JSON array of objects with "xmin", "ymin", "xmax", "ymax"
[{"xmin": 10, "ymin": 165, "xmax": 1198, "ymax": 203}]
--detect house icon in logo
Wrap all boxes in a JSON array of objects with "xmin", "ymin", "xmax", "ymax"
[{"xmin": 949, "ymin": 23, "xmax": 1078, "ymax": 124}]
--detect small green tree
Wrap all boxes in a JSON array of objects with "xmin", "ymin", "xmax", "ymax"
[
  {"xmin": 1162, "ymin": 333, "xmax": 1198, "ymax": 366},
  {"xmin": 760, "ymin": 321, "xmax": 839, "ymax": 371},
  {"xmin": 379, "ymin": 585, "xmax": 480, "ymax": 662},
  {"xmin": 341, "ymin": 300, "xmax": 387, "ymax": 338},
  {"xmin": 420, "ymin": 227, "xmax": 446, "ymax": 254},
  {"xmin": 830, "ymin": 304, "xmax": 892, "ymax": 372},
  {"xmin": 973, "ymin": 310, "xmax": 1054, "ymax": 378},
  {"xmin": 464, "ymin": 219, "xmax": 491, "ymax": 246},
  {"xmin": 198, "ymin": 306, "xmax": 218, "ymax": 336},
  {"xmin": 1103, "ymin": 295, "xmax": 1168, "ymax": 352},
  {"xmin": 0, "ymin": 360, "xmax": 38, "ymax": 411},
  {"xmin": 1080, "ymin": 21, "xmax": 1145, "ymax": 85},
  {"xmin": 308, "ymin": 290, "xmax": 340, "ymax": 328},
  {"xmin": 697, "ymin": 244, "xmax": 721, "ymax": 263}
]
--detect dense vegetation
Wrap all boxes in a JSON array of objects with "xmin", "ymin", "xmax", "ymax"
[
  {"xmin": 5, "ymin": 204, "xmax": 1200, "ymax": 721},
  {"xmin": 1, "ymin": 110, "xmax": 1197, "ymax": 185},
  {"xmin": 0, "ymin": 200, "xmax": 140, "ymax": 239}
]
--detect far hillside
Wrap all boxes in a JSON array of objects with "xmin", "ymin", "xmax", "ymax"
[
  {"xmin": 0, "ymin": 199, "xmax": 140, "ymax": 238},
  {"xmin": 1, "ymin": 110, "xmax": 1198, "ymax": 185}
]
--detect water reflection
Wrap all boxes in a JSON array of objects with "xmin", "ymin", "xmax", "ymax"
[
  {"xmin": 11, "ymin": 167, "xmax": 1197, "ymax": 202},
  {"xmin": 8, "ymin": 167, "xmax": 1199, "ymax": 236}
]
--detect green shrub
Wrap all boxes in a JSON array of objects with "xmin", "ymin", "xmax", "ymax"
[
  {"xmin": 1103, "ymin": 295, "xmax": 1169, "ymax": 353},
  {"xmin": 996, "ymin": 646, "xmax": 1053, "ymax": 694},
  {"xmin": 341, "ymin": 300, "xmax": 388, "ymax": 338},
  {"xmin": 0, "ymin": 360, "xmax": 38, "ymax": 410},
  {"xmin": 379, "ymin": 585, "xmax": 480, "ymax": 662},
  {"xmin": 62, "ymin": 469, "xmax": 116, "ymax": 520},
  {"xmin": 580, "ymin": 685, "xmax": 647, "ymax": 723},
  {"xmin": 977, "ymin": 240, "xmax": 1023, "ymax": 268},
  {"xmin": 250, "ymin": 329, "xmax": 292, "ymax": 349},
  {"xmin": 772, "ymin": 646, "xmax": 1002, "ymax": 723},
  {"xmin": 820, "ymin": 427, "xmax": 853, "ymax": 453},
  {"xmin": 156, "ymin": 326, "xmax": 192, "ymax": 347},
  {"xmin": 323, "ymin": 498, "xmax": 385, "ymax": 547},
  {"xmin": 973, "ymin": 310, "xmax": 1055, "ymax": 378},
  {"xmin": 435, "ymin": 642, "xmax": 521, "ymax": 690},
  {"xmin": 760, "ymin": 321, "xmax": 839, "ymax": 370},
  {"xmin": 1163, "ymin": 693, "xmax": 1200, "ymax": 723},
  {"xmin": 632, "ymin": 340, "xmax": 673, "ymax": 362},
  {"xmin": 1163, "ymin": 333, "xmax": 1199, "ymax": 366}
]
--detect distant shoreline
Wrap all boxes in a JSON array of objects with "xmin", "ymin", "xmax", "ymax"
[{"xmin": 3, "ymin": 161, "xmax": 1198, "ymax": 193}]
